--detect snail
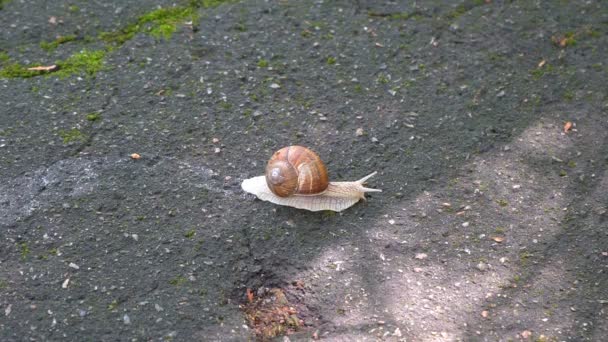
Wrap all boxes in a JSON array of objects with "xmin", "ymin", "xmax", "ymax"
[{"xmin": 241, "ymin": 146, "xmax": 381, "ymax": 212}]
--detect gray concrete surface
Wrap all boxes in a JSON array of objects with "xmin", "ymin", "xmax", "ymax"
[{"xmin": 1, "ymin": 0, "xmax": 607, "ymax": 341}]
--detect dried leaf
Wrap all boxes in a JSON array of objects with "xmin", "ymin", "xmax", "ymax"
[
  {"xmin": 538, "ymin": 59, "xmax": 546, "ymax": 68},
  {"xmin": 27, "ymin": 65, "xmax": 57, "ymax": 72},
  {"xmin": 563, "ymin": 121, "xmax": 573, "ymax": 133},
  {"xmin": 491, "ymin": 236, "xmax": 505, "ymax": 243},
  {"xmin": 130, "ymin": 153, "xmax": 141, "ymax": 160},
  {"xmin": 246, "ymin": 288, "xmax": 254, "ymax": 303}
]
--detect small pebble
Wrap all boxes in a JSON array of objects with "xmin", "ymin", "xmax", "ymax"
[
  {"xmin": 355, "ymin": 128, "xmax": 364, "ymax": 136},
  {"xmin": 462, "ymin": 222, "xmax": 470, "ymax": 227},
  {"xmin": 476, "ymin": 262, "xmax": 488, "ymax": 271},
  {"xmin": 269, "ymin": 83, "xmax": 281, "ymax": 89},
  {"xmin": 415, "ymin": 253, "xmax": 428, "ymax": 260},
  {"xmin": 214, "ymin": 147, "xmax": 221, "ymax": 154},
  {"xmin": 388, "ymin": 219, "xmax": 395, "ymax": 225},
  {"xmin": 123, "ymin": 314, "xmax": 131, "ymax": 325}
]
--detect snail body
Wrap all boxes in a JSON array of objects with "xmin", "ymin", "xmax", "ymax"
[{"xmin": 242, "ymin": 146, "xmax": 381, "ymax": 212}]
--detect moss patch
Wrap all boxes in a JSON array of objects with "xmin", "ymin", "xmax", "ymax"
[
  {"xmin": 368, "ymin": 11, "xmax": 422, "ymax": 21},
  {"xmin": 55, "ymin": 49, "xmax": 106, "ymax": 78},
  {"xmin": 40, "ymin": 34, "xmax": 78, "ymax": 52},
  {"xmin": 0, "ymin": 0, "xmax": 11, "ymax": 10},
  {"xmin": 0, "ymin": 49, "xmax": 105, "ymax": 79},
  {"xmin": 2, "ymin": 1, "xmax": 238, "ymax": 78},
  {"xmin": 59, "ymin": 128, "xmax": 86, "ymax": 144},
  {"xmin": 86, "ymin": 113, "xmax": 101, "ymax": 122},
  {"xmin": 0, "ymin": 63, "xmax": 43, "ymax": 78},
  {"xmin": 191, "ymin": 0, "xmax": 237, "ymax": 8},
  {"xmin": 101, "ymin": 6, "xmax": 199, "ymax": 43},
  {"xmin": 140, "ymin": 7, "xmax": 198, "ymax": 39},
  {"xmin": 101, "ymin": 1, "xmax": 237, "ymax": 45}
]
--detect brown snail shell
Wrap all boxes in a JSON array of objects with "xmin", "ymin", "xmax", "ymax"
[
  {"xmin": 242, "ymin": 146, "xmax": 381, "ymax": 212},
  {"xmin": 265, "ymin": 146, "xmax": 329, "ymax": 197}
]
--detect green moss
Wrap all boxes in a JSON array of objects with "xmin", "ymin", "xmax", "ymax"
[
  {"xmin": 184, "ymin": 229, "xmax": 196, "ymax": 238},
  {"xmin": 551, "ymin": 32, "xmax": 578, "ymax": 48},
  {"xmin": 377, "ymin": 74, "xmax": 389, "ymax": 84},
  {"xmin": 234, "ymin": 22, "xmax": 247, "ymax": 32},
  {"xmin": 59, "ymin": 128, "xmax": 86, "ymax": 144},
  {"xmin": 101, "ymin": 5, "xmax": 200, "ymax": 43},
  {"xmin": 563, "ymin": 90, "xmax": 574, "ymax": 101},
  {"xmin": 519, "ymin": 252, "xmax": 532, "ymax": 266},
  {"xmin": 567, "ymin": 160, "xmax": 576, "ymax": 168},
  {"xmin": 68, "ymin": 5, "xmax": 79, "ymax": 12},
  {"xmin": 530, "ymin": 64, "xmax": 554, "ymax": 80},
  {"xmin": 326, "ymin": 56, "xmax": 336, "ymax": 65},
  {"xmin": 40, "ymin": 34, "xmax": 78, "ymax": 52},
  {"xmin": 189, "ymin": 0, "xmax": 237, "ymax": 8},
  {"xmin": 0, "ymin": 0, "xmax": 11, "ymax": 10},
  {"xmin": 446, "ymin": 4, "xmax": 468, "ymax": 20},
  {"xmin": 0, "ymin": 63, "xmax": 42, "ymax": 78},
  {"xmin": 1, "ymin": 50, "xmax": 105, "ymax": 79},
  {"xmin": 496, "ymin": 199, "xmax": 508, "ymax": 207},
  {"xmin": 169, "ymin": 276, "xmax": 187, "ymax": 286},
  {"xmin": 368, "ymin": 11, "xmax": 420, "ymax": 20},
  {"xmin": 0, "ymin": 51, "xmax": 9, "ymax": 63},
  {"xmin": 445, "ymin": 0, "xmax": 486, "ymax": 20},
  {"xmin": 55, "ymin": 49, "xmax": 106, "ymax": 77},
  {"xmin": 219, "ymin": 101, "xmax": 232, "ymax": 110},
  {"xmin": 19, "ymin": 242, "xmax": 30, "ymax": 260},
  {"xmin": 257, "ymin": 59, "xmax": 269, "ymax": 68},
  {"xmin": 86, "ymin": 113, "xmax": 101, "ymax": 122},
  {"xmin": 322, "ymin": 210, "xmax": 336, "ymax": 218},
  {"xmin": 107, "ymin": 299, "xmax": 119, "ymax": 311},
  {"xmin": 99, "ymin": 23, "xmax": 139, "ymax": 45},
  {"xmin": 140, "ymin": 7, "xmax": 198, "ymax": 39}
]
